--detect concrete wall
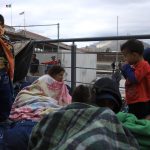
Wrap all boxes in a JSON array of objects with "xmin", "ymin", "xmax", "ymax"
[
  {"xmin": 60, "ymin": 51, "xmax": 97, "ymax": 86},
  {"xmin": 34, "ymin": 51, "xmax": 97, "ymax": 87}
]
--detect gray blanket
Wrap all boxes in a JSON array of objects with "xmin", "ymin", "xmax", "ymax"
[{"xmin": 28, "ymin": 103, "xmax": 139, "ymax": 150}]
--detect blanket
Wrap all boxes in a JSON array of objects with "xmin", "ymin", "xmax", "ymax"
[
  {"xmin": 28, "ymin": 103, "xmax": 139, "ymax": 150},
  {"xmin": 117, "ymin": 112, "xmax": 150, "ymax": 150},
  {"xmin": 9, "ymin": 75, "xmax": 71, "ymax": 121}
]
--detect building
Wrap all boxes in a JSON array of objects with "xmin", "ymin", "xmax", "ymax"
[{"xmin": 5, "ymin": 25, "xmax": 97, "ymax": 86}]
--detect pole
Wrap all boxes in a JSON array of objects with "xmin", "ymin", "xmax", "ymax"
[
  {"xmin": 24, "ymin": 12, "xmax": 25, "ymax": 31},
  {"xmin": 116, "ymin": 16, "xmax": 119, "ymax": 68},
  {"xmin": 57, "ymin": 23, "xmax": 60, "ymax": 59},
  {"xmin": 71, "ymin": 42, "xmax": 76, "ymax": 93},
  {"xmin": 11, "ymin": 4, "xmax": 12, "ymax": 26},
  {"xmin": 6, "ymin": 4, "xmax": 12, "ymax": 26}
]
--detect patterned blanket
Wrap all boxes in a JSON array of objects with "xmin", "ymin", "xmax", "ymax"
[
  {"xmin": 28, "ymin": 103, "xmax": 139, "ymax": 150},
  {"xmin": 9, "ymin": 75, "xmax": 71, "ymax": 121}
]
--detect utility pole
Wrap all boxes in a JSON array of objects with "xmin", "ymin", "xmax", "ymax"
[
  {"xmin": 57, "ymin": 23, "xmax": 60, "ymax": 59},
  {"xmin": 19, "ymin": 11, "xmax": 25, "ymax": 30},
  {"xmin": 116, "ymin": 16, "xmax": 119, "ymax": 68}
]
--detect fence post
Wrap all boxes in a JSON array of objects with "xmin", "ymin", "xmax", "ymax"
[{"xmin": 71, "ymin": 42, "xmax": 76, "ymax": 93}]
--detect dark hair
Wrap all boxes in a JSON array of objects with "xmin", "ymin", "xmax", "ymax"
[
  {"xmin": 48, "ymin": 65, "xmax": 65, "ymax": 78},
  {"xmin": 0, "ymin": 14, "xmax": 4, "ymax": 25},
  {"xmin": 121, "ymin": 39, "xmax": 144, "ymax": 55},
  {"xmin": 32, "ymin": 53, "xmax": 36, "ymax": 57},
  {"xmin": 72, "ymin": 85, "xmax": 91, "ymax": 103}
]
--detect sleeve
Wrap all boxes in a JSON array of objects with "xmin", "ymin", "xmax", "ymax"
[
  {"xmin": 134, "ymin": 62, "xmax": 150, "ymax": 82},
  {"xmin": 121, "ymin": 64, "xmax": 137, "ymax": 83}
]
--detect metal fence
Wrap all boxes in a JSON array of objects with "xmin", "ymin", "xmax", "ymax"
[{"xmin": 32, "ymin": 34, "xmax": 150, "ymax": 93}]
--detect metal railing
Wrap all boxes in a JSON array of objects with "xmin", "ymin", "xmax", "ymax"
[{"xmin": 33, "ymin": 34, "xmax": 150, "ymax": 92}]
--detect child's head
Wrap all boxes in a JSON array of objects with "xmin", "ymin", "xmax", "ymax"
[
  {"xmin": 91, "ymin": 77, "xmax": 122, "ymax": 113},
  {"xmin": 48, "ymin": 65, "xmax": 65, "ymax": 82},
  {"xmin": 72, "ymin": 85, "xmax": 91, "ymax": 103},
  {"xmin": 121, "ymin": 39, "xmax": 144, "ymax": 65},
  {"xmin": 0, "ymin": 14, "xmax": 5, "ymax": 36}
]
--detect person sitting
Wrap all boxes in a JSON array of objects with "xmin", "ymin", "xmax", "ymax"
[
  {"xmin": 10, "ymin": 65, "xmax": 71, "ymax": 121},
  {"xmin": 90, "ymin": 77, "xmax": 122, "ymax": 113},
  {"xmin": 72, "ymin": 84, "xmax": 91, "ymax": 103},
  {"xmin": 92, "ymin": 77, "xmax": 150, "ymax": 149},
  {"xmin": 28, "ymin": 78, "xmax": 140, "ymax": 150},
  {"xmin": 0, "ymin": 66, "xmax": 71, "ymax": 150}
]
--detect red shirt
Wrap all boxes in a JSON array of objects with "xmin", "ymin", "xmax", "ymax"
[
  {"xmin": 41, "ymin": 60, "xmax": 58, "ymax": 65},
  {"xmin": 125, "ymin": 60, "xmax": 150, "ymax": 104}
]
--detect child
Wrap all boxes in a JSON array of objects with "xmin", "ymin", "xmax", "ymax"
[
  {"xmin": 120, "ymin": 39, "xmax": 150, "ymax": 119},
  {"xmin": 72, "ymin": 85, "xmax": 91, "ymax": 103},
  {"xmin": 72, "ymin": 78, "xmax": 122, "ymax": 114},
  {"xmin": 0, "ymin": 14, "xmax": 14, "ymax": 122}
]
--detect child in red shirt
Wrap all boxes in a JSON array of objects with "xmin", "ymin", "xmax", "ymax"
[{"xmin": 120, "ymin": 39, "xmax": 150, "ymax": 119}]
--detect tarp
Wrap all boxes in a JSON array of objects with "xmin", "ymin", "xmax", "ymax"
[{"xmin": 13, "ymin": 40, "xmax": 34, "ymax": 82}]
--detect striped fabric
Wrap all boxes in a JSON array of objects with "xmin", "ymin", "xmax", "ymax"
[{"xmin": 28, "ymin": 103, "xmax": 139, "ymax": 150}]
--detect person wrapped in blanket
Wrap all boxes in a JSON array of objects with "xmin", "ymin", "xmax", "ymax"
[
  {"xmin": 120, "ymin": 39, "xmax": 150, "ymax": 119},
  {"xmin": 0, "ymin": 14, "xmax": 14, "ymax": 122},
  {"xmin": 28, "ymin": 78, "xmax": 140, "ymax": 150},
  {"xmin": 0, "ymin": 65, "xmax": 71, "ymax": 150}
]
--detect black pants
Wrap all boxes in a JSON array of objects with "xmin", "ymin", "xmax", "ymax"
[
  {"xmin": 128, "ymin": 101, "xmax": 150, "ymax": 119},
  {"xmin": 0, "ymin": 69, "xmax": 14, "ymax": 122}
]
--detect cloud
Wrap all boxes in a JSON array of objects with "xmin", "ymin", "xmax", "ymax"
[{"xmin": 1, "ymin": 0, "xmax": 150, "ymax": 47}]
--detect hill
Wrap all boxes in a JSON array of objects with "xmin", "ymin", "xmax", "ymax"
[{"xmin": 83, "ymin": 40, "xmax": 150, "ymax": 52}]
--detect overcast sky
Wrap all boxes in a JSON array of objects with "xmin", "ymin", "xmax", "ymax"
[{"xmin": 1, "ymin": 0, "xmax": 150, "ymax": 47}]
